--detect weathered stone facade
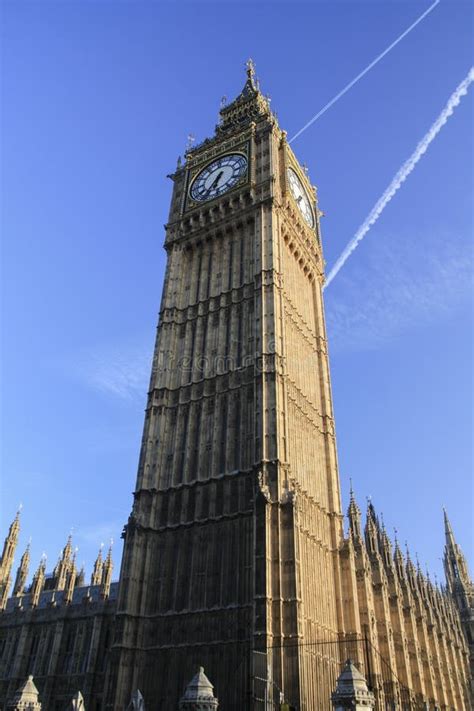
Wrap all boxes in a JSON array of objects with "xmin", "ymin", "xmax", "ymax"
[
  {"xmin": 0, "ymin": 537, "xmax": 116, "ymax": 711},
  {"xmin": 0, "ymin": 63, "xmax": 472, "ymax": 710}
]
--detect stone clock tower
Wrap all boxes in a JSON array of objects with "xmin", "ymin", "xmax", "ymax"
[{"xmin": 107, "ymin": 61, "xmax": 345, "ymax": 710}]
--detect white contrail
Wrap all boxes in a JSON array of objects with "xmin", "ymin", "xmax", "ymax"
[
  {"xmin": 324, "ymin": 68, "xmax": 474, "ymax": 290},
  {"xmin": 289, "ymin": 0, "xmax": 440, "ymax": 143}
]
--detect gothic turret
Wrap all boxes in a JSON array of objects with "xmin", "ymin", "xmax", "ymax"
[
  {"xmin": 8, "ymin": 674, "xmax": 42, "ymax": 710},
  {"xmin": 378, "ymin": 518, "xmax": 393, "ymax": 571},
  {"xmin": 364, "ymin": 502, "xmax": 379, "ymax": 557},
  {"xmin": 91, "ymin": 545, "xmax": 104, "ymax": 586},
  {"xmin": 65, "ymin": 552, "xmax": 78, "ymax": 604},
  {"xmin": 30, "ymin": 556, "xmax": 46, "ymax": 607},
  {"xmin": 443, "ymin": 509, "xmax": 472, "ymax": 595},
  {"xmin": 13, "ymin": 543, "xmax": 31, "ymax": 596},
  {"xmin": 331, "ymin": 660, "xmax": 375, "ymax": 710},
  {"xmin": 0, "ymin": 509, "xmax": 21, "ymax": 610},
  {"xmin": 442, "ymin": 509, "xmax": 474, "ymax": 705},
  {"xmin": 179, "ymin": 667, "xmax": 219, "ymax": 710},
  {"xmin": 405, "ymin": 546, "xmax": 417, "ymax": 588},
  {"xmin": 100, "ymin": 543, "xmax": 113, "ymax": 598},
  {"xmin": 393, "ymin": 536, "xmax": 405, "ymax": 581},
  {"xmin": 347, "ymin": 483, "xmax": 362, "ymax": 541},
  {"xmin": 76, "ymin": 563, "xmax": 85, "ymax": 587},
  {"xmin": 215, "ymin": 58, "xmax": 272, "ymax": 137},
  {"xmin": 53, "ymin": 534, "xmax": 73, "ymax": 590}
]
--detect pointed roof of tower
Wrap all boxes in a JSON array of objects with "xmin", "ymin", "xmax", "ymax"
[
  {"xmin": 180, "ymin": 666, "xmax": 219, "ymax": 705},
  {"xmin": 393, "ymin": 531, "xmax": 405, "ymax": 576},
  {"xmin": 364, "ymin": 499, "xmax": 380, "ymax": 555},
  {"xmin": 76, "ymin": 564, "xmax": 85, "ymax": 587},
  {"xmin": 239, "ymin": 58, "xmax": 258, "ymax": 98},
  {"xmin": 217, "ymin": 59, "xmax": 272, "ymax": 136},
  {"xmin": 10, "ymin": 507, "xmax": 21, "ymax": 535},
  {"xmin": 1, "ymin": 508, "xmax": 21, "ymax": 564},
  {"xmin": 127, "ymin": 690, "xmax": 146, "ymax": 711},
  {"xmin": 347, "ymin": 479, "xmax": 360, "ymax": 516},
  {"xmin": 331, "ymin": 660, "xmax": 375, "ymax": 706},
  {"xmin": 443, "ymin": 507, "xmax": 472, "ymax": 594},
  {"xmin": 105, "ymin": 540, "xmax": 113, "ymax": 562},
  {"xmin": 347, "ymin": 480, "xmax": 362, "ymax": 540},
  {"xmin": 63, "ymin": 534, "xmax": 73, "ymax": 560},
  {"xmin": 11, "ymin": 674, "xmax": 41, "ymax": 707},
  {"xmin": 443, "ymin": 508, "xmax": 457, "ymax": 550},
  {"xmin": 66, "ymin": 690, "xmax": 85, "ymax": 711}
]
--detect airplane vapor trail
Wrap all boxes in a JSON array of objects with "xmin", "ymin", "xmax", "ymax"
[
  {"xmin": 289, "ymin": 0, "xmax": 440, "ymax": 143},
  {"xmin": 324, "ymin": 67, "xmax": 474, "ymax": 290}
]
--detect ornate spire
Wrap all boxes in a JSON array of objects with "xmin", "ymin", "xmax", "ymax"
[
  {"xmin": 347, "ymin": 480, "xmax": 362, "ymax": 541},
  {"xmin": 378, "ymin": 515, "xmax": 393, "ymax": 570},
  {"xmin": 0, "ymin": 508, "xmax": 21, "ymax": 609},
  {"xmin": 54, "ymin": 533, "xmax": 74, "ymax": 590},
  {"xmin": 443, "ymin": 508, "xmax": 471, "ymax": 592},
  {"xmin": 364, "ymin": 501, "xmax": 379, "ymax": 556},
  {"xmin": 100, "ymin": 541, "xmax": 113, "ymax": 598},
  {"xmin": 442, "ymin": 509, "xmax": 473, "ymax": 681},
  {"xmin": 393, "ymin": 530, "xmax": 405, "ymax": 580},
  {"xmin": 76, "ymin": 563, "xmax": 85, "ymax": 587},
  {"xmin": 13, "ymin": 542, "xmax": 31, "ymax": 596},
  {"xmin": 66, "ymin": 691, "xmax": 86, "ymax": 711},
  {"xmin": 245, "ymin": 58, "xmax": 257, "ymax": 88},
  {"xmin": 217, "ymin": 59, "xmax": 271, "ymax": 136},
  {"xmin": 91, "ymin": 544, "xmax": 104, "ymax": 586},
  {"xmin": 64, "ymin": 550, "xmax": 78, "ymax": 604},
  {"xmin": 30, "ymin": 555, "xmax": 47, "ymax": 607},
  {"xmin": 405, "ymin": 544, "xmax": 417, "ymax": 587},
  {"xmin": 63, "ymin": 533, "xmax": 73, "ymax": 561},
  {"xmin": 127, "ymin": 690, "xmax": 146, "ymax": 711}
]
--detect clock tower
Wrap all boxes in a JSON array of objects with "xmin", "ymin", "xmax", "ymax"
[{"xmin": 107, "ymin": 61, "xmax": 345, "ymax": 710}]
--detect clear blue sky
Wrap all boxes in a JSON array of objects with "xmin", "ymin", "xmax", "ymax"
[{"xmin": 1, "ymin": 0, "xmax": 472, "ymax": 585}]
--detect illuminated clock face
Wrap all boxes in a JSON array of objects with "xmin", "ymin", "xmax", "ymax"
[
  {"xmin": 190, "ymin": 154, "xmax": 248, "ymax": 202},
  {"xmin": 287, "ymin": 167, "xmax": 314, "ymax": 228}
]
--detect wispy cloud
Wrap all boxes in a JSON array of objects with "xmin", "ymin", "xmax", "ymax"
[
  {"xmin": 71, "ymin": 342, "xmax": 152, "ymax": 400},
  {"xmin": 75, "ymin": 520, "xmax": 122, "ymax": 548},
  {"xmin": 325, "ymin": 231, "xmax": 473, "ymax": 353}
]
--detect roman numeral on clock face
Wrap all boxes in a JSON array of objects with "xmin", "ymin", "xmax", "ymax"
[{"xmin": 190, "ymin": 154, "xmax": 248, "ymax": 202}]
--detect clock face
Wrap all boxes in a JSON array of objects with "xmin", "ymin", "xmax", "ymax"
[
  {"xmin": 287, "ymin": 167, "xmax": 314, "ymax": 228},
  {"xmin": 190, "ymin": 153, "xmax": 248, "ymax": 202}
]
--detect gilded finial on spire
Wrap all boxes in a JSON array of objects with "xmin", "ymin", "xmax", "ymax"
[
  {"xmin": 415, "ymin": 552, "xmax": 421, "ymax": 574},
  {"xmin": 246, "ymin": 58, "xmax": 256, "ymax": 80}
]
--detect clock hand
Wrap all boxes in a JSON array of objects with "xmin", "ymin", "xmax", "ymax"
[{"xmin": 206, "ymin": 171, "xmax": 224, "ymax": 194}]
